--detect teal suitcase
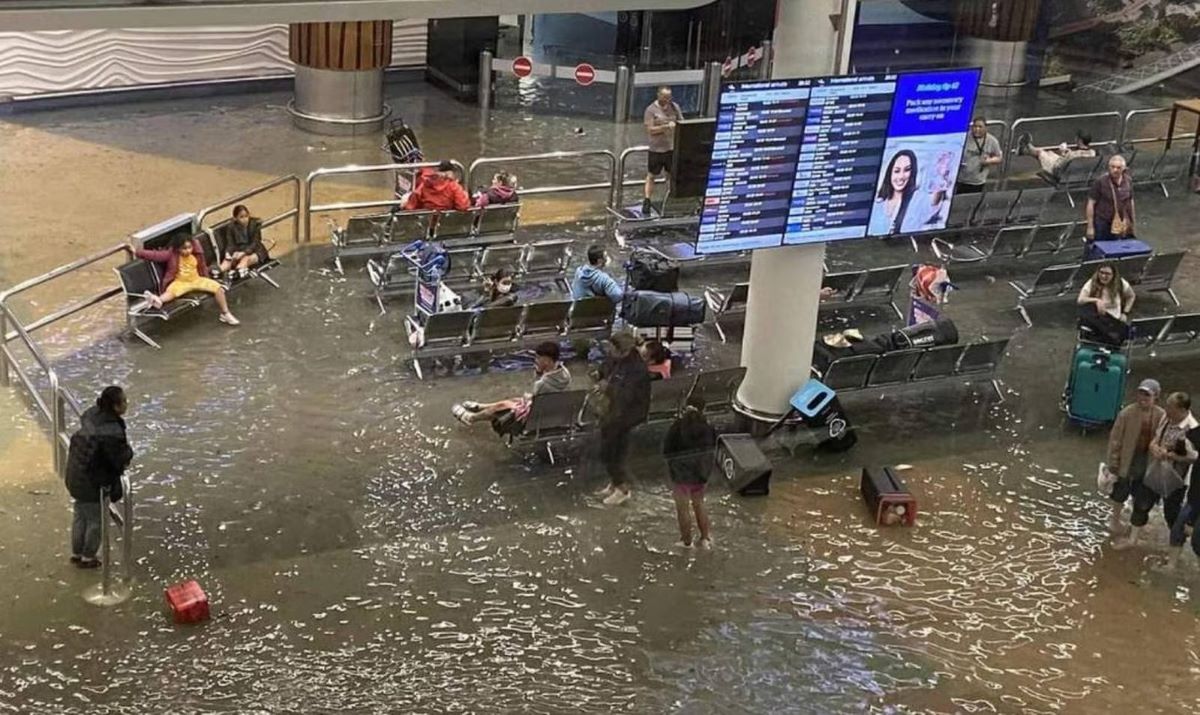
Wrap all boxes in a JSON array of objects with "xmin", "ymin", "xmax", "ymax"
[{"xmin": 1067, "ymin": 345, "xmax": 1126, "ymax": 425}]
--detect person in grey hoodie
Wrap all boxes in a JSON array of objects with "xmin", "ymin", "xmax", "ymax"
[
  {"xmin": 451, "ymin": 342, "xmax": 571, "ymax": 431},
  {"xmin": 571, "ymin": 245, "xmax": 625, "ymax": 305}
]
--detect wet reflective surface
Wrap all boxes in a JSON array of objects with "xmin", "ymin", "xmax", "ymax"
[{"xmin": 2, "ymin": 82, "xmax": 1200, "ymax": 712}]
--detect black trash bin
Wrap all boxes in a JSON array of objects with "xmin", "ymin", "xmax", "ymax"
[
  {"xmin": 790, "ymin": 379, "xmax": 857, "ymax": 452},
  {"xmin": 717, "ymin": 433, "xmax": 773, "ymax": 496}
]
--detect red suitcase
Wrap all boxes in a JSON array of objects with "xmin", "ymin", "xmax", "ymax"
[{"xmin": 164, "ymin": 580, "xmax": 210, "ymax": 624}]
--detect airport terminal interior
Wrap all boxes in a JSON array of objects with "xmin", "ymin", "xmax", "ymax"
[{"xmin": 4, "ymin": 1, "xmax": 1200, "ymax": 712}]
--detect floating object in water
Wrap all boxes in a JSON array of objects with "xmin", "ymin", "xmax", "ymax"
[
  {"xmin": 572, "ymin": 127, "xmax": 585, "ymax": 135},
  {"xmin": 861, "ymin": 466, "xmax": 916, "ymax": 527},
  {"xmin": 165, "ymin": 580, "xmax": 210, "ymax": 624}
]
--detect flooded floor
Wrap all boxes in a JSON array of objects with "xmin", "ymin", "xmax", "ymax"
[{"xmin": 2, "ymin": 81, "xmax": 1200, "ymax": 713}]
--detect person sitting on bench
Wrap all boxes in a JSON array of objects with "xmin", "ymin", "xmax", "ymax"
[
  {"xmin": 1077, "ymin": 262, "xmax": 1135, "ymax": 346},
  {"xmin": 468, "ymin": 268, "xmax": 519, "ymax": 310},
  {"xmin": 450, "ymin": 341, "xmax": 571, "ymax": 431},
  {"xmin": 404, "ymin": 160, "xmax": 470, "ymax": 212},
  {"xmin": 136, "ymin": 234, "xmax": 239, "ymax": 325},
  {"xmin": 571, "ymin": 245, "xmax": 625, "ymax": 304},
  {"xmin": 1017, "ymin": 130, "xmax": 1096, "ymax": 177},
  {"xmin": 640, "ymin": 338, "xmax": 672, "ymax": 380},
  {"xmin": 217, "ymin": 204, "xmax": 270, "ymax": 279},
  {"xmin": 474, "ymin": 171, "xmax": 519, "ymax": 208}
]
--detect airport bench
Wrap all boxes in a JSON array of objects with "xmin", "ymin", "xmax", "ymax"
[
  {"xmin": 814, "ymin": 337, "xmax": 1010, "ymax": 402},
  {"xmin": 1037, "ymin": 155, "xmax": 1103, "ymax": 206},
  {"xmin": 1008, "ymin": 250, "xmax": 1185, "ymax": 327},
  {"xmin": 1129, "ymin": 146, "xmax": 1193, "ymax": 198},
  {"xmin": 203, "ymin": 227, "xmax": 281, "ymax": 289},
  {"xmin": 819, "ymin": 264, "xmax": 907, "ymax": 321},
  {"xmin": 932, "ymin": 217, "xmax": 1087, "ymax": 264},
  {"xmin": 329, "ymin": 204, "xmax": 522, "ymax": 273},
  {"xmin": 403, "ymin": 296, "xmax": 615, "ymax": 379},
  {"xmin": 1128, "ymin": 313, "xmax": 1200, "ymax": 354}
]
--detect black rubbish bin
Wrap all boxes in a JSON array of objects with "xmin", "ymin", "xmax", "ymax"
[
  {"xmin": 717, "ymin": 433, "xmax": 772, "ymax": 496},
  {"xmin": 790, "ymin": 379, "xmax": 857, "ymax": 453}
]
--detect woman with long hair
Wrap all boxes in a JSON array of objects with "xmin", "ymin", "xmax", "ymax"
[
  {"xmin": 869, "ymin": 150, "xmax": 919, "ymax": 236},
  {"xmin": 1076, "ymin": 262, "xmax": 1136, "ymax": 345}
]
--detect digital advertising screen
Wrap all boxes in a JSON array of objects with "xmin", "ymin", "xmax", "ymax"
[{"xmin": 695, "ymin": 68, "xmax": 981, "ymax": 255}]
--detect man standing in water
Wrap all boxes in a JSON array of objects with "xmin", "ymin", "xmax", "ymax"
[
  {"xmin": 643, "ymin": 86, "xmax": 683, "ymax": 216},
  {"xmin": 65, "ymin": 386, "xmax": 133, "ymax": 568},
  {"xmin": 1106, "ymin": 379, "xmax": 1164, "ymax": 546}
]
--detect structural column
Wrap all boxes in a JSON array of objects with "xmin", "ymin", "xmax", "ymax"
[
  {"xmin": 735, "ymin": 0, "xmax": 856, "ymax": 422},
  {"xmin": 953, "ymin": 0, "xmax": 1042, "ymax": 96},
  {"xmin": 288, "ymin": 21, "xmax": 393, "ymax": 136}
]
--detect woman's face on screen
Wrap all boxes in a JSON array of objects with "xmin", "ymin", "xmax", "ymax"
[{"xmin": 890, "ymin": 155, "xmax": 912, "ymax": 193}]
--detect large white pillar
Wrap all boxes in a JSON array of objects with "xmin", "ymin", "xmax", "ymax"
[{"xmin": 735, "ymin": 0, "xmax": 857, "ymax": 420}]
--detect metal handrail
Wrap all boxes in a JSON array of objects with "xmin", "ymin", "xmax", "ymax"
[
  {"xmin": 1001, "ymin": 111, "xmax": 1123, "ymax": 185},
  {"xmin": 194, "ymin": 174, "xmax": 301, "ymax": 245},
  {"xmin": 1120, "ymin": 107, "xmax": 1198, "ymax": 147},
  {"xmin": 612, "ymin": 145, "xmax": 670, "ymax": 208},
  {"xmin": 303, "ymin": 160, "xmax": 466, "ymax": 242},
  {"xmin": 0, "ymin": 243, "xmax": 133, "ymax": 304},
  {"xmin": 467, "ymin": 150, "xmax": 618, "ymax": 204}
]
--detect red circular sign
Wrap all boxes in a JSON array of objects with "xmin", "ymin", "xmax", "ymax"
[
  {"xmin": 574, "ymin": 63, "xmax": 597, "ymax": 87},
  {"xmin": 511, "ymin": 56, "xmax": 533, "ymax": 78}
]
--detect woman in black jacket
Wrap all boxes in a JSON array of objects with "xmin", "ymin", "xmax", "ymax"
[
  {"xmin": 218, "ymin": 204, "xmax": 270, "ymax": 279},
  {"xmin": 65, "ymin": 386, "xmax": 133, "ymax": 568},
  {"xmin": 594, "ymin": 333, "xmax": 652, "ymax": 506},
  {"xmin": 663, "ymin": 395, "xmax": 717, "ymax": 548}
]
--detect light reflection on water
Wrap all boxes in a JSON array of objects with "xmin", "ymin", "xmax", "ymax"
[{"xmin": 2, "ymin": 236, "xmax": 1200, "ymax": 714}]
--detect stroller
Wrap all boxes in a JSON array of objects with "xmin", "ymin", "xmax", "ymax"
[{"xmin": 384, "ymin": 117, "xmax": 424, "ymax": 198}]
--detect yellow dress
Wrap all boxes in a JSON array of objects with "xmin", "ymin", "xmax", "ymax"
[{"xmin": 167, "ymin": 254, "xmax": 222, "ymax": 298}]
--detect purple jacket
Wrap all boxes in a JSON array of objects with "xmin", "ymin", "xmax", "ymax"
[{"xmin": 135, "ymin": 239, "xmax": 210, "ymax": 287}]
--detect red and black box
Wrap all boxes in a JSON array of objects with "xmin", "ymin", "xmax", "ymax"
[
  {"xmin": 860, "ymin": 466, "xmax": 917, "ymax": 526},
  {"xmin": 164, "ymin": 580, "xmax": 210, "ymax": 624}
]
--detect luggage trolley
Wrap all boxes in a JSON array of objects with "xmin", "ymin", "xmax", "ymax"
[{"xmin": 384, "ymin": 117, "xmax": 424, "ymax": 198}]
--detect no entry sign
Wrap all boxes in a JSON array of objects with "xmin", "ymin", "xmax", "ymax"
[
  {"xmin": 574, "ymin": 63, "xmax": 596, "ymax": 87},
  {"xmin": 511, "ymin": 56, "xmax": 533, "ymax": 78}
]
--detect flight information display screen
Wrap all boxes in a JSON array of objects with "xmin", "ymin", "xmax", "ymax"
[{"xmin": 696, "ymin": 68, "xmax": 981, "ymax": 255}]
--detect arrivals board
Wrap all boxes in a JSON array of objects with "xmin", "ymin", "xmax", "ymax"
[{"xmin": 696, "ymin": 68, "xmax": 981, "ymax": 254}]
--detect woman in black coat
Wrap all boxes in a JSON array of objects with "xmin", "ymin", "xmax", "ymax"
[{"xmin": 218, "ymin": 204, "xmax": 270, "ymax": 279}]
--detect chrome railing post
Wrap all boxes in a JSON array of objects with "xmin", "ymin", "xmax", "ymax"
[
  {"xmin": 82, "ymin": 485, "xmax": 131, "ymax": 606},
  {"xmin": 0, "ymin": 306, "xmax": 8, "ymax": 387},
  {"xmin": 479, "ymin": 50, "xmax": 494, "ymax": 111},
  {"xmin": 303, "ymin": 172, "xmax": 314, "ymax": 243},
  {"xmin": 702, "ymin": 61, "xmax": 722, "ymax": 118},
  {"xmin": 50, "ymin": 376, "xmax": 65, "ymax": 478},
  {"xmin": 614, "ymin": 65, "xmax": 632, "ymax": 123},
  {"xmin": 292, "ymin": 175, "xmax": 301, "ymax": 244},
  {"xmin": 121, "ymin": 474, "xmax": 133, "ymax": 585}
]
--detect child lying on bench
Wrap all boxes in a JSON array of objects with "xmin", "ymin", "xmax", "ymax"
[
  {"xmin": 136, "ymin": 234, "xmax": 239, "ymax": 325},
  {"xmin": 451, "ymin": 341, "xmax": 570, "ymax": 434}
]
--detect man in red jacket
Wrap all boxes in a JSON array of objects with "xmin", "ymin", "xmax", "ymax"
[{"xmin": 404, "ymin": 160, "xmax": 470, "ymax": 212}]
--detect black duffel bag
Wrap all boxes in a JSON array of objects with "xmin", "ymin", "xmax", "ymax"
[
  {"xmin": 889, "ymin": 317, "xmax": 959, "ymax": 350},
  {"xmin": 622, "ymin": 290, "xmax": 706, "ymax": 327},
  {"xmin": 625, "ymin": 252, "xmax": 680, "ymax": 292}
]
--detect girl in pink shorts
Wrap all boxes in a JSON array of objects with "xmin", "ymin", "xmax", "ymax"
[{"xmin": 663, "ymin": 395, "xmax": 717, "ymax": 548}]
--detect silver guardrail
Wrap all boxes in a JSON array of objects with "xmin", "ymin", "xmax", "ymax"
[
  {"xmin": 1001, "ymin": 111, "xmax": 1123, "ymax": 187},
  {"xmin": 612, "ymin": 145, "xmax": 670, "ymax": 209},
  {"xmin": 302, "ymin": 160, "xmax": 466, "ymax": 242},
  {"xmin": 1120, "ymin": 106, "xmax": 1199, "ymax": 148},
  {"xmin": 467, "ymin": 150, "xmax": 619, "ymax": 205},
  {"xmin": 195, "ymin": 174, "xmax": 302, "ymax": 244},
  {"xmin": 83, "ymin": 477, "xmax": 134, "ymax": 606}
]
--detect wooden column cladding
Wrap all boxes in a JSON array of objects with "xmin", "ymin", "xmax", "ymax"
[
  {"xmin": 953, "ymin": 0, "xmax": 1041, "ymax": 43},
  {"xmin": 289, "ymin": 21, "xmax": 393, "ymax": 70}
]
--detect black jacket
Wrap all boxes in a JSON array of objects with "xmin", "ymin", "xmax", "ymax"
[
  {"xmin": 663, "ymin": 410, "xmax": 717, "ymax": 484},
  {"xmin": 218, "ymin": 219, "xmax": 265, "ymax": 256},
  {"xmin": 598, "ymin": 353, "xmax": 652, "ymax": 430},
  {"xmin": 65, "ymin": 406, "xmax": 133, "ymax": 502}
]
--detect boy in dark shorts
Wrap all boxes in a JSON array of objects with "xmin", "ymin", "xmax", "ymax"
[{"xmin": 663, "ymin": 395, "xmax": 717, "ymax": 548}]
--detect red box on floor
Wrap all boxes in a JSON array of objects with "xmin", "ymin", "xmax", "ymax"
[{"xmin": 164, "ymin": 580, "xmax": 210, "ymax": 624}]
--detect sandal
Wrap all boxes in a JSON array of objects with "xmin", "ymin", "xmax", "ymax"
[{"xmin": 451, "ymin": 404, "xmax": 474, "ymax": 425}]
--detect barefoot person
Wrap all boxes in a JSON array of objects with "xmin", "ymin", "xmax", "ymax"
[
  {"xmin": 1107, "ymin": 379, "xmax": 1164, "ymax": 547},
  {"xmin": 663, "ymin": 395, "xmax": 717, "ymax": 548},
  {"xmin": 65, "ymin": 386, "xmax": 133, "ymax": 569},
  {"xmin": 136, "ymin": 234, "xmax": 240, "ymax": 325}
]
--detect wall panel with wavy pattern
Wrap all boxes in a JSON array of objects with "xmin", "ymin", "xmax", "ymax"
[{"xmin": 0, "ymin": 20, "xmax": 427, "ymax": 97}]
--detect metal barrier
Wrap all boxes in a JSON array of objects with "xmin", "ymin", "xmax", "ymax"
[
  {"xmin": 613, "ymin": 145, "xmax": 669, "ymax": 208},
  {"xmin": 195, "ymin": 174, "xmax": 302, "ymax": 244},
  {"xmin": 1001, "ymin": 111, "xmax": 1123, "ymax": 185},
  {"xmin": 82, "ymin": 478, "xmax": 134, "ymax": 606},
  {"xmin": 467, "ymin": 150, "xmax": 618, "ymax": 204},
  {"xmin": 303, "ymin": 160, "xmax": 466, "ymax": 242},
  {"xmin": 1120, "ymin": 107, "xmax": 1198, "ymax": 148}
]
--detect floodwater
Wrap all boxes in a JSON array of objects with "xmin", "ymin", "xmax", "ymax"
[{"xmin": 2, "ymin": 82, "xmax": 1200, "ymax": 713}]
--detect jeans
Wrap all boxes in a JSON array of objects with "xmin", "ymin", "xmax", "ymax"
[
  {"xmin": 1168, "ymin": 483, "xmax": 1200, "ymax": 552},
  {"xmin": 599, "ymin": 424, "xmax": 634, "ymax": 488},
  {"xmin": 72, "ymin": 501, "xmax": 102, "ymax": 559}
]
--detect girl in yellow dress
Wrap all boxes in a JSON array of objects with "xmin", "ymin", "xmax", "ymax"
[{"xmin": 136, "ymin": 234, "xmax": 240, "ymax": 325}]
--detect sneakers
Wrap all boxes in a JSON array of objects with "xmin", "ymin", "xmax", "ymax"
[
  {"xmin": 1016, "ymin": 132, "xmax": 1033, "ymax": 156},
  {"xmin": 640, "ymin": 198, "xmax": 653, "ymax": 217},
  {"xmin": 461, "ymin": 401, "xmax": 483, "ymax": 412},
  {"xmin": 451, "ymin": 404, "xmax": 475, "ymax": 425},
  {"xmin": 75, "ymin": 557, "xmax": 101, "ymax": 569},
  {"xmin": 218, "ymin": 312, "xmax": 240, "ymax": 326},
  {"xmin": 602, "ymin": 487, "xmax": 630, "ymax": 506},
  {"xmin": 143, "ymin": 291, "xmax": 163, "ymax": 309},
  {"xmin": 238, "ymin": 267, "xmax": 251, "ymax": 280}
]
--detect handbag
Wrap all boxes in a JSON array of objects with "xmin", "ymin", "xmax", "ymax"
[{"xmin": 1109, "ymin": 180, "xmax": 1129, "ymax": 236}]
